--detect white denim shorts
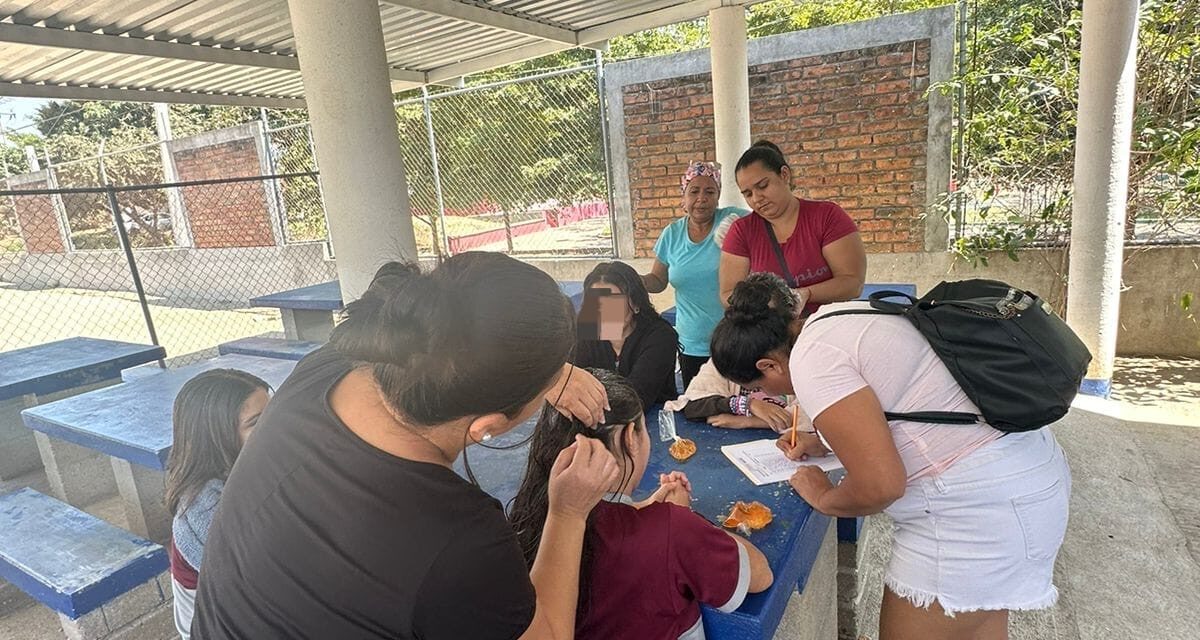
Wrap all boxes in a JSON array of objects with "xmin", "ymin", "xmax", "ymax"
[{"xmin": 884, "ymin": 428, "xmax": 1072, "ymax": 615}]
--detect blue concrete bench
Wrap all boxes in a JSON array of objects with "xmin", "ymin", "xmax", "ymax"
[
  {"xmin": 218, "ymin": 336, "xmax": 323, "ymax": 361},
  {"xmin": 22, "ymin": 354, "xmax": 299, "ymax": 543},
  {"xmin": 0, "ymin": 488, "xmax": 170, "ymax": 637},
  {"xmin": 0, "ymin": 338, "xmax": 165, "ymax": 498}
]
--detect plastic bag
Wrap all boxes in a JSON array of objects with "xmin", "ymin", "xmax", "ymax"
[{"xmin": 658, "ymin": 407, "xmax": 677, "ymax": 442}]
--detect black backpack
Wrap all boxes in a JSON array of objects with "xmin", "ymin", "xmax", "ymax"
[{"xmin": 811, "ymin": 279, "xmax": 1092, "ymax": 432}]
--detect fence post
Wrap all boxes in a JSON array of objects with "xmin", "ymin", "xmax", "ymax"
[
  {"xmin": 422, "ymin": 86, "xmax": 451, "ymax": 258},
  {"xmin": 259, "ymin": 108, "xmax": 289, "ymax": 246},
  {"xmin": 954, "ymin": 0, "xmax": 969, "ymax": 239},
  {"xmin": 107, "ymin": 188, "xmax": 161, "ymax": 349},
  {"xmin": 100, "ymin": 171, "xmax": 161, "ymax": 349},
  {"xmin": 595, "ymin": 50, "xmax": 618, "ymax": 257},
  {"xmin": 41, "ymin": 155, "xmax": 73, "ymax": 253}
]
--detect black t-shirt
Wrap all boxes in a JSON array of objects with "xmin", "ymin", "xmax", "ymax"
[
  {"xmin": 573, "ymin": 314, "xmax": 679, "ymax": 409},
  {"xmin": 191, "ymin": 347, "xmax": 536, "ymax": 640}
]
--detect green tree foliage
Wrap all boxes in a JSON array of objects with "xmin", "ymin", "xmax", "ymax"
[{"xmin": 947, "ymin": 0, "xmax": 1200, "ymax": 265}]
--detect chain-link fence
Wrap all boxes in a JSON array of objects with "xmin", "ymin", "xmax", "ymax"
[
  {"xmin": 262, "ymin": 121, "xmax": 330, "ymax": 246},
  {"xmin": 396, "ymin": 64, "xmax": 616, "ymax": 258},
  {"xmin": 0, "ymin": 173, "xmax": 336, "ymax": 365},
  {"xmin": 948, "ymin": 0, "xmax": 1200, "ymax": 253}
]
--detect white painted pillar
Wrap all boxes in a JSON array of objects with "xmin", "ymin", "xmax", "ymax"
[
  {"xmin": 153, "ymin": 103, "xmax": 192, "ymax": 247},
  {"xmin": 708, "ymin": 6, "xmax": 752, "ymax": 207},
  {"xmin": 286, "ymin": 0, "xmax": 417, "ymax": 302},
  {"xmin": 1066, "ymin": 0, "xmax": 1140, "ymax": 397}
]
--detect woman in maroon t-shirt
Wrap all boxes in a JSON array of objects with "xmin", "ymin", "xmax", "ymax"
[{"xmin": 719, "ymin": 140, "xmax": 866, "ymax": 316}]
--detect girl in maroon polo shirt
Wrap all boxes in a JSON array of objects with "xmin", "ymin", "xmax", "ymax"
[
  {"xmin": 510, "ymin": 370, "xmax": 773, "ymax": 640},
  {"xmin": 719, "ymin": 140, "xmax": 867, "ymax": 316}
]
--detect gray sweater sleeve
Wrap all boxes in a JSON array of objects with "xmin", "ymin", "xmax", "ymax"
[{"xmin": 173, "ymin": 478, "xmax": 225, "ymax": 571}]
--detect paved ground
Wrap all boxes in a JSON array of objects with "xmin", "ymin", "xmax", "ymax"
[{"xmin": 849, "ymin": 359, "xmax": 1200, "ymax": 640}]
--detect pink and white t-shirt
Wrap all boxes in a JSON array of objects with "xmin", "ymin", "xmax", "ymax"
[{"xmin": 789, "ymin": 301, "xmax": 1001, "ymax": 482}]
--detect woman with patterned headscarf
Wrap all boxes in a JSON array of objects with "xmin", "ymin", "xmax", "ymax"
[{"xmin": 641, "ymin": 161, "xmax": 748, "ymax": 389}]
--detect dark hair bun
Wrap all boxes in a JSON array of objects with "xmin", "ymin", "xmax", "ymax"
[
  {"xmin": 726, "ymin": 280, "xmax": 777, "ymax": 325},
  {"xmin": 335, "ymin": 262, "xmax": 443, "ymax": 371},
  {"xmin": 751, "ymin": 139, "xmax": 785, "ymax": 157}
]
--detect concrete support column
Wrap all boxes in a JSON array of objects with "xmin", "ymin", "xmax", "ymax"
[
  {"xmin": 153, "ymin": 103, "xmax": 192, "ymax": 248},
  {"xmin": 708, "ymin": 5, "xmax": 752, "ymax": 206},
  {"xmin": 287, "ymin": 0, "xmax": 417, "ymax": 302},
  {"xmin": 1066, "ymin": 0, "xmax": 1140, "ymax": 397}
]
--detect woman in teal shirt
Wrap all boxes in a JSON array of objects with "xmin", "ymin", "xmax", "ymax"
[{"xmin": 642, "ymin": 161, "xmax": 747, "ymax": 389}]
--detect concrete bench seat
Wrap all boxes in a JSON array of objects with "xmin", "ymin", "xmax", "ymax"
[
  {"xmin": 218, "ymin": 336, "xmax": 323, "ymax": 361},
  {"xmin": 0, "ymin": 488, "xmax": 171, "ymax": 639}
]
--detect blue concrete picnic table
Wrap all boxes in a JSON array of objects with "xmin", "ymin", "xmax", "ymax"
[
  {"xmin": 251, "ymin": 279, "xmax": 586, "ymax": 342},
  {"xmin": 0, "ymin": 338, "xmax": 165, "ymax": 497},
  {"xmin": 456, "ymin": 408, "xmax": 833, "ymax": 640},
  {"xmin": 249, "ymin": 280, "xmax": 343, "ymax": 342},
  {"xmin": 21, "ymin": 354, "xmax": 298, "ymax": 543}
]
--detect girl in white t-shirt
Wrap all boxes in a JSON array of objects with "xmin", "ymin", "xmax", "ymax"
[{"xmin": 710, "ymin": 273, "xmax": 1071, "ymax": 640}]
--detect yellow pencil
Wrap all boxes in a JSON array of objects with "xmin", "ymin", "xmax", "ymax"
[{"xmin": 790, "ymin": 405, "xmax": 798, "ymax": 448}]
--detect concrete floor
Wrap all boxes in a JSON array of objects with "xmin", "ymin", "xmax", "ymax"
[{"xmin": 850, "ymin": 388, "xmax": 1200, "ymax": 640}]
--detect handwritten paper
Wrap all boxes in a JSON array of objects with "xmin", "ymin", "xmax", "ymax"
[{"xmin": 721, "ymin": 439, "xmax": 843, "ymax": 486}]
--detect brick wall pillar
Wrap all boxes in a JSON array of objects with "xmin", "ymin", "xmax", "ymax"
[
  {"xmin": 168, "ymin": 123, "xmax": 279, "ymax": 249},
  {"xmin": 5, "ymin": 171, "xmax": 69, "ymax": 254}
]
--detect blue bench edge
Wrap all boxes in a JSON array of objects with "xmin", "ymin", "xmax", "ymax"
[{"xmin": 0, "ymin": 488, "xmax": 168, "ymax": 619}]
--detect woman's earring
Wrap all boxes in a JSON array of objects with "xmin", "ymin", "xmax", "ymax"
[{"xmin": 481, "ymin": 432, "xmax": 493, "ymax": 442}]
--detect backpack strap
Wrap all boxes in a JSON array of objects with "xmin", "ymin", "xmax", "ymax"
[
  {"xmin": 761, "ymin": 216, "xmax": 798, "ymax": 288},
  {"xmin": 808, "ymin": 299, "xmax": 986, "ymax": 426},
  {"xmin": 883, "ymin": 411, "xmax": 983, "ymax": 425}
]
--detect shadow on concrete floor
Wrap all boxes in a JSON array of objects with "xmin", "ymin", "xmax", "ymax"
[{"xmin": 1110, "ymin": 356, "xmax": 1200, "ymax": 410}]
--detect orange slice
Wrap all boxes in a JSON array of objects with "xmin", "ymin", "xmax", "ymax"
[
  {"xmin": 668, "ymin": 438, "xmax": 697, "ymax": 461},
  {"xmin": 722, "ymin": 501, "xmax": 774, "ymax": 530}
]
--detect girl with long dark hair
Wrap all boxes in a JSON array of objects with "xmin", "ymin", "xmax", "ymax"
[
  {"xmin": 573, "ymin": 261, "xmax": 679, "ymax": 409},
  {"xmin": 509, "ymin": 369, "xmax": 773, "ymax": 640},
  {"xmin": 164, "ymin": 368, "xmax": 270, "ymax": 640}
]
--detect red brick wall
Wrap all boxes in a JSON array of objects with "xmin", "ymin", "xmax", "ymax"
[
  {"xmin": 10, "ymin": 180, "xmax": 67, "ymax": 254},
  {"xmin": 624, "ymin": 40, "xmax": 931, "ymax": 257},
  {"xmin": 173, "ymin": 136, "xmax": 276, "ymax": 248}
]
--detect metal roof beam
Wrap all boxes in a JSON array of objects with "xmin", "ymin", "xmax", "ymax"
[
  {"xmin": 0, "ymin": 81, "xmax": 305, "ymax": 109},
  {"xmin": 0, "ymin": 22, "xmax": 299, "ymax": 71},
  {"xmin": 421, "ymin": 0, "xmax": 764, "ymax": 83},
  {"xmin": 425, "ymin": 39, "xmax": 570, "ymax": 83},
  {"xmin": 577, "ymin": 0, "xmax": 759, "ymax": 44},
  {"xmin": 379, "ymin": 0, "xmax": 579, "ymax": 45}
]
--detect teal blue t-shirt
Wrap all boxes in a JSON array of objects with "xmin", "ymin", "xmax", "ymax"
[{"xmin": 653, "ymin": 206, "xmax": 747, "ymax": 357}]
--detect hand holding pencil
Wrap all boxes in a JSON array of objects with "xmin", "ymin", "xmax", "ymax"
[{"xmin": 777, "ymin": 405, "xmax": 830, "ymax": 461}]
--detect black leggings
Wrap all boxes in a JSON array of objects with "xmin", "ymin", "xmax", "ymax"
[{"xmin": 679, "ymin": 353, "xmax": 709, "ymax": 391}]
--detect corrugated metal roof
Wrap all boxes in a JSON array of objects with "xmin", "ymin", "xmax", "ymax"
[{"xmin": 0, "ymin": 0, "xmax": 752, "ymax": 108}]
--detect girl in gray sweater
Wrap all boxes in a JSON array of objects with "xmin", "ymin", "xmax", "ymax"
[{"xmin": 164, "ymin": 369, "xmax": 270, "ymax": 640}]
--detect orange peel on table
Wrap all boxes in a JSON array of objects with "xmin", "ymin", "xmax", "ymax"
[
  {"xmin": 668, "ymin": 438, "xmax": 697, "ymax": 461},
  {"xmin": 722, "ymin": 501, "xmax": 774, "ymax": 531}
]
